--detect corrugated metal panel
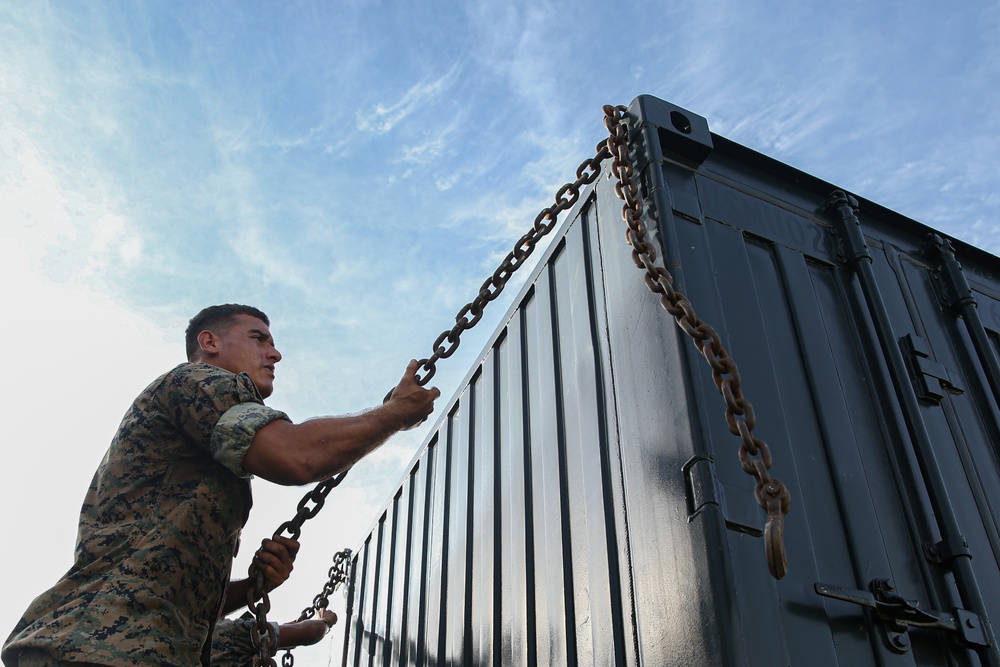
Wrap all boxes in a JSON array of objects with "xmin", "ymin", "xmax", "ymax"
[
  {"xmin": 342, "ymin": 198, "xmax": 635, "ymax": 666},
  {"xmin": 343, "ymin": 95, "xmax": 1000, "ymax": 666}
]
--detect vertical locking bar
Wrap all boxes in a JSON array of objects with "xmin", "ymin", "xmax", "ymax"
[{"xmin": 928, "ymin": 234, "xmax": 1000, "ymax": 419}]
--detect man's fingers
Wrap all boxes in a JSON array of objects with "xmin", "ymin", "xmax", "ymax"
[
  {"xmin": 259, "ymin": 537, "xmax": 300, "ymax": 562},
  {"xmin": 263, "ymin": 536, "xmax": 300, "ymax": 557},
  {"xmin": 255, "ymin": 538, "xmax": 298, "ymax": 582},
  {"xmin": 255, "ymin": 551, "xmax": 286, "ymax": 568},
  {"xmin": 383, "ymin": 360, "xmax": 440, "ymax": 430}
]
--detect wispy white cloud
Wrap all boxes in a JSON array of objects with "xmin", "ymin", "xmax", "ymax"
[
  {"xmin": 206, "ymin": 166, "xmax": 311, "ymax": 291},
  {"xmin": 225, "ymin": 221, "xmax": 310, "ymax": 291},
  {"xmin": 400, "ymin": 134, "xmax": 448, "ymax": 165},
  {"xmin": 0, "ymin": 94, "xmax": 145, "ymax": 285},
  {"xmin": 391, "ymin": 111, "xmax": 471, "ymax": 189},
  {"xmin": 259, "ymin": 123, "xmax": 330, "ymax": 153},
  {"xmin": 356, "ymin": 66, "xmax": 461, "ymax": 135}
]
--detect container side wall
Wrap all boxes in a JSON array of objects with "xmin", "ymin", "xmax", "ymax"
[
  {"xmin": 553, "ymin": 210, "xmax": 631, "ymax": 666},
  {"xmin": 343, "ymin": 196, "xmax": 635, "ymax": 666}
]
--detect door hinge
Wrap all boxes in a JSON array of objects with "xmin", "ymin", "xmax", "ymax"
[
  {"xmin": 815, "ymin": 578, "xmax": 990, "ymax": 653},
  {"xmin": 682, "ymin": 455, "xmax": 763, "ymax": 537}
]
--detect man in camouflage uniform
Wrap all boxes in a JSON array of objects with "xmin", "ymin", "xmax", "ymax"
[{"xmin": 3, "ymin": 304, "xmax": 439, "ymax": 667}]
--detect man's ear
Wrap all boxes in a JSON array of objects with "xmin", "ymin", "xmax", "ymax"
[{"xmin": 196, "ymin": 329, "xmax": 220, "ymax": 358}]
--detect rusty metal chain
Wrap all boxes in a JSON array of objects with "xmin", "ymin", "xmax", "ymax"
[
  {"xmin": 297, "ymin": 548, "xmax": 352, "ymax": 622},
  {"xmin": 248, "ymin": 567, "xmax": 277, "ymax": 667},
  {"xmin": 601, "ymin": 104, "xmax": 791, "ymax": 579},
  {"xmin": 413, "ymin": 142, "xmax": 611, "ymax": 386},
  {"xmin": 248, "ymin": 470, "xmax": 350, "ymax": 666},
  {"xmin": 270, "ymin": 548, "xmax": 353, "ymax": 667}
]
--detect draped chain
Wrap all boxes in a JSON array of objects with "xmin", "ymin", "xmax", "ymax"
[{"xmin": 601, "ymin": 104, "xmax": 790, "ymax": 579}]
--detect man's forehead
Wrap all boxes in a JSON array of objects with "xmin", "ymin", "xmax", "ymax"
[{"xmin": 231, "ymin": 314, "xmax": 272, "ymax": 335}]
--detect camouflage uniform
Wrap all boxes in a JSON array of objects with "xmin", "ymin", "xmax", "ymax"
[
  {"xmin": 210, "ymin": 614, "xmax": 279, "ymax": 667},
  {"xmin": 3, "ymin": 363, "xmax": 289, "ymax": 667}
]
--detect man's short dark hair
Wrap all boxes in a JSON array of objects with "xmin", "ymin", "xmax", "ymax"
[{"xmin": 185, "ymin": 304, "xmax": 270, "ymax": 361}]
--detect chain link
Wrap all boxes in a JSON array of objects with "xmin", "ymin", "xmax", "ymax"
[
  {"xmin": 297, "ymin": 548, "xmax": 353, "ymax": 622},
  {"xmin": 601, "ymin": 104, "xmax": 791, "ymax": 579},
  {"xmin": 248, "ymin": 471, "xmax": 350, "ymax": 666},
  {"xmin": 273, "ymin": 548, "xmax": 353, "ymax": 667},
  {"xmin": 413, "ymin": 144, "xmax": 610, "ymax": 386},
  {"xmin": 249, "ymin": 568, "xmax": 276, "ymax": 667}
]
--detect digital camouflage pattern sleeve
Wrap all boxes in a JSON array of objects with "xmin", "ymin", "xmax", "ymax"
[{"xmin": 3, "ymin": 363, "xmax": 290, "ymax": 667}]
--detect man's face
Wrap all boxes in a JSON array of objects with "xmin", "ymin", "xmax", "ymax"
[{"xmin": 207, "ymin": 314, "xmax": 282, "ymax": 398}]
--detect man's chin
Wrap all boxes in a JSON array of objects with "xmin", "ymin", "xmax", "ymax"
[{"xmin": 253, "ymin": 377, "xmax": 274, "ymax": 399}]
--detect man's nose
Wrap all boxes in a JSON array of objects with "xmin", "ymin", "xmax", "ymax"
[{"xmin": 269, "ymin": 346, "xmax": 282, "ymax": 362}]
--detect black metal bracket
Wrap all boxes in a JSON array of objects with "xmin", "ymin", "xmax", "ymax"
[
  {"xmin": 681, "ymin": 455, "xmax": 764, "ymax": 537},
  {"xmin": 628, "ymin": 96, "xmax": 714, "ymax": 170},
  {"xmin": 926, "ymin": 234, "xmax": 977, "ymax": 310},
  {"xmin": 899, "ymin": 333, "xmax": 964, "ymax": 404},
  {"xmin": 824, "ymin": 190, "xmax": 871, "ymax": 265},
  {"xmin": 815, "ymin": 579, "xmax": 989, "ymax": 653},
  {"xmin": 925, "ymin": 535, "xmax": 973, "ymax": 565}
]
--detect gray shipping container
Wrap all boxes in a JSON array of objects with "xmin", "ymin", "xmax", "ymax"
[{"xmin": 341, "ymin": 95, "xmax": 1000, "ymax": 666}]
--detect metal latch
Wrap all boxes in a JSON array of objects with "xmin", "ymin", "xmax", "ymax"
[
  {"xmin": 899, "ymin": 333, "xmax": 964, "ymax": 404},
  {"xmin": 814, "ymin": 579, "xmax": 990, "ymax": 653}
]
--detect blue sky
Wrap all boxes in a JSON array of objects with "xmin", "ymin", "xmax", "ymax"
[{"xmin": 3, "ymin": 1, "xmax": 999, "ymax": 663}]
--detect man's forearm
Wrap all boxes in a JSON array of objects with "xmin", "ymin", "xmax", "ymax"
[
  {"xmin": 279, "ymin": 619, "xmax": 331, "ymax": 647},
  {"xmin": 244, "ymin": 360, "xmax": 440, "ymax": 486},
  {"xmin": 223, "ymin": 578, "xmax": 255, "ymax": 615},
  {"xmin": 244, "ymin": 405, "xmax": 410, "ymax": 485}
]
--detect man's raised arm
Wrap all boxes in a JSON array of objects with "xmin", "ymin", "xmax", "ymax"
[{"xmin": 242, "ymin": 360, "xmax": 440, "ymax": 485}]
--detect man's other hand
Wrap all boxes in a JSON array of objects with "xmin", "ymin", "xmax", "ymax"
[{"xmin": 254, "ymin": 535, "xmax": 300, "ymax": 592}]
